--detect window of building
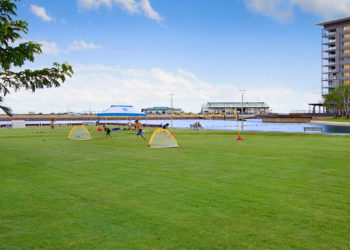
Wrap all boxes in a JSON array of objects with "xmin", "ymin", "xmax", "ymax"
[
  {"xmin": 345, "ymin": 72, "xmax": 350, "ymax": 77},
  {"xmin": 345, "ymin": 80, "xmax": 350, "ymax": 84},
  {"xmin": 345, "ymin": 64, "xmax": 350, "ymax": 69},
  {"xmin": 343, "ymin": 25, "xmax": 350, "ymax": 31},
  {"xmin": 343, "ymin": 34, "xmax": 350, "ymax": 39}
]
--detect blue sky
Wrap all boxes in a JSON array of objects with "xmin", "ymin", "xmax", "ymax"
[{"xmin": 4, "ymin": 0, "xmax": 350, "ymax": 113}]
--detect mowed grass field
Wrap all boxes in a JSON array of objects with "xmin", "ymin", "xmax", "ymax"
[{"xmin": 0, "ymin": 126, "xmax": 349, "ymax": 249}]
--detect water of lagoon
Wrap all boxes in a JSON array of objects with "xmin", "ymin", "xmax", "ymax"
[{"xmin": 0, "ymin": 118, "xmax": 341, "ymax": 133}]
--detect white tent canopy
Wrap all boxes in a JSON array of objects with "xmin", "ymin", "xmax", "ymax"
[{"xmin": 97, "ymin": 105, "xmax": 146, "ymax": 117}]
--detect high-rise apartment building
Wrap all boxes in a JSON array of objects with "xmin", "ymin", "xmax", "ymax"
[{"xmin": 317, "ymin": 17, "xmax": 350, "ymax": 95}]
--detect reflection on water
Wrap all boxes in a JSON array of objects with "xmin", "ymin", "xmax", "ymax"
[
  {"xmin": 320, "ymin": 124, "xmax": 350, "ymax": 133},
  {"xmin": 149, "ymin": 119, "xmax": 322, "ymax": 133},
  {"xmin": 1, "ymin": 119, "xmax": 349, "ymax": 134}
]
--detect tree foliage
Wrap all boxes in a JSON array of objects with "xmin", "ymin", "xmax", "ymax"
[
  {"xmin": 0, "ymin": 0, "xmax": 73, "ymax": 116},
  {"xmin": 323, "ymin": 84, "xmax": 350, "ymax": 119}
]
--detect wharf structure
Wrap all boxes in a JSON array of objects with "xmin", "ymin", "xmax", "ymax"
[
  {"xmin": 201, "ymin": 102, "xmax": 269, "ymax": 114},
  {"xmin": 142, "ymin": 107, "xmax": 182, "ymax": 115},
  {"xmin": 317, "ymin": 17, "xmax": 350, "ymax": 95}
]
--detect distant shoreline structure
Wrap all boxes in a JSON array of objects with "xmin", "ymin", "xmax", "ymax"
[
  {"xmin": 0, "ymin": 114, "xmax": 242, "ymax": 122},
  {"xmin": 0, "ymin": 114, "xmax": 335, "ymax": 125}
]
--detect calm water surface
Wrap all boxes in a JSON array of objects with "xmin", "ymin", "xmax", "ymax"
[{"xmin": 1, "ymin": 119, "xmax": 349, "ymax": 133}]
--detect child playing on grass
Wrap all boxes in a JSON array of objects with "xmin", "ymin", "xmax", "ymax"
[
  {"xmin": 135, "ymin": 120, "xmax": 146, "ymax": 141},
  {"xmin": 50, "ymin": 119, "xmax": 55, "ymax": 131},
  {"xmin": 162, "ymin": 123, "xmax": 169, "ymax": 129},
  {"xmin": 103, "ymin": 124, "xmax": 112, "ymax": 138},
  {"xmin": 127, "ymin": 120, "xmax": 132, "ymax": 131}
]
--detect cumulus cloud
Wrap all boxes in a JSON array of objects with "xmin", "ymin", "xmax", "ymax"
[
  {"xmin": 244, "ymin": 0, "xmax": 350, "ymax": 21},
  {"xmin": 78, "ymin": 0, "xmax": 163, "ymax": 22},
  {"xmin": 139, "ymin": 0, "xmax": 162, "ymax": 21},
  {"xmin": 68, "ymin": 40, "xmax": 102, "ymax": 51},
  {"xmin": 39, "ymin": 41, "xmax": 59, "ymax": 55},
  {"xmin": 9, "ymin": 39, "xmax": 59, "ymax": 55},
  {"xmin": 1, "ymin": 65, "xmax": 319, "ymax": 114},
  {"xmin": 30, "ymin": 5, "xmax": 52, "ymax": 22}
]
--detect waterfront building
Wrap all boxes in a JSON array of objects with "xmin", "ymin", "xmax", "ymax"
[
  {"xmin": 201, "ymin": 102, "xmax": 269, "ymax": 114},
  {"xmin": 317, "ymin": 17, "xmax": 350, "ymax": 95},
  {"xmin": 142, "ymin": 107, "xmax": 182, "ymax": 115}
]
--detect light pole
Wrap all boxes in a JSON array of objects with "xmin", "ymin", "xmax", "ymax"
[
  {"xmin": 240, "ymin": 90, "xmax": 245, "ymax": 131},
  {"xmin": 170, "ymin": 94, "xmax": 174, "ymax": 109},
  {"xmin": 170, "ymin": 94, "xmax": 174, "ymax": 133},
  {"xmin": 240, "ymin": 90, "xmax": 245, "ymax": 114}
]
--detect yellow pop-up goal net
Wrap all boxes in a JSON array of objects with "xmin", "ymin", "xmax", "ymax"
[
  {"xmin": 67, "ymin": 125, "xmax": 92, "ymax": 140},
  {"xmin": 149, "ymin": 128, "xmax": 178, "ymax": 148}
]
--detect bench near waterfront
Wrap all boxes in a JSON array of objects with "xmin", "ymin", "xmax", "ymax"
[{"xmin": 304, "ymin": 127, "xmax": 323, "ymax": 133}]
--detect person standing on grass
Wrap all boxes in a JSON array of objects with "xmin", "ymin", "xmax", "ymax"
[
  {"xmin": 50, "ymin": 119, "xmax": 55, "ymax": 131},
  {"xmin": 127, "ymin": 119, "xmax": 132, "ymax": 131},
  {"xmin": 135, "ymin": 120, "xmax": 146, "ymax": 141}
]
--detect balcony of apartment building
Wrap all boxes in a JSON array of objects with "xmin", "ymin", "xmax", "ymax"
[
  {"xmin": 340, "ymin": 29, "xmax": 350, "ymax": 35},
  {"xmin": 323, "ymin": 79, "xmax": 339, "ymax": 90},
  {"xmin": 341, "ymin": 63, "xmax": 350, "ymax": 69},
  {"xmin": 341, "ymin": 47, "xmax": 350, "ymax": 53},
  {"xmin": 341, "ymin": 41, "xmax": 350, "ymax": 47},
  {"xmin": 323, "ymin": 30, "xmax": 337, "ymax": 38},
  {"xmin": 322, "ymin": 75, "xmax": 337, "ymax": 81},
  {"xmin": 341, "ymin": 35, "xmax": 350, "ymax": 42},
  {"xmin": 323, "ymin": 46, "xmax": 337, "ymax": 52},
  {"xmin": 341, "ymin": 53, "xmax": 350, "ymax": 58},
  {"xmin": 323, "ymin": 39, "xmax": 336, "ymax": 46},
  {"xmin": 323, "ymin": 61, "xmax": 336, "ymax": 67},
  {"xmin": 341, "ymin": 76, "xmax": 350, "ymax": 81},
  {"xmin": 323, "ymin": 68, "xmax": 338, "ymax": 74},
  {"xmin": 322, "ymin": 85, "xmax": 336, "ymax": 95},
  {"xmin": 323, "ymin": 81, "xmax": 336, "ymax": 89},
  {"xmin": 323, "ymin": 53, "xmax": 337, "ymax": 60}
]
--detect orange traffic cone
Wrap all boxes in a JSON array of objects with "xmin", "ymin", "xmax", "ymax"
[{"xmin": 236, "ymin": 135, "xmax": 244, "ymax": 141}]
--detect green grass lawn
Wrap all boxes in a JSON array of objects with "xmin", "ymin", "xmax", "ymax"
[
  {"xmin": 320, "ymin": 117, "xmax": 350, "ymax": 122},
  {"xmin": 0, "ymin": 126, "xmax": 349, "ymax": 249}
]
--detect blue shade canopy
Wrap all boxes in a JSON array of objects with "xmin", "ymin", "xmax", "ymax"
[{"xmin": 97, "ymin": 105, "xmax": 147, "ymax": 117}]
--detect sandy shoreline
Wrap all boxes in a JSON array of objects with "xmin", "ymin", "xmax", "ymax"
[{"xmin": 310, "ymin": 120, "xmax": 350, "ymax": 126}]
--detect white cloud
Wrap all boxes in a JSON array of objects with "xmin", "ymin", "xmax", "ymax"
[
  {"xmin": 1, "ymin": 65, "xmax": 319, "ymax": 114},
  {"xmin": 139, "ymin": 0, "xmax": 162, "ymax": 21},
  {"xmin": 39, "ymin": 41, "xmax": 59, "ymax": 55},
  {"xmin": 244, "ymin": 0, "xmax": 293, "ymax": 22},
  {"xmin": 9, "ymin": 39, "xmax": 59, "ymax": 55},
  {"xmin": 78, "ymin": 0, "xmax": 113, "ymax": 9},
  {"xmin": 30, "ymin": 5, "xmax": 52, "ymax": 22},
  {"xmin": 177, "ymin": 68, "xmax": 198, "ymax": 80},
  {"xmin": 292, "ymin": 0, "xmax": 350, "ymax": 18},
  {"xmin": 78, "ymin": 0, "xmax": 163, "ymax": 22},
  {"xmin": 244, "ymin": 0, "xmax": 350, "ymax": 21},
  {"xmin": 68, "ymin": 40, "xmax": 102, "ymax": 51}
]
